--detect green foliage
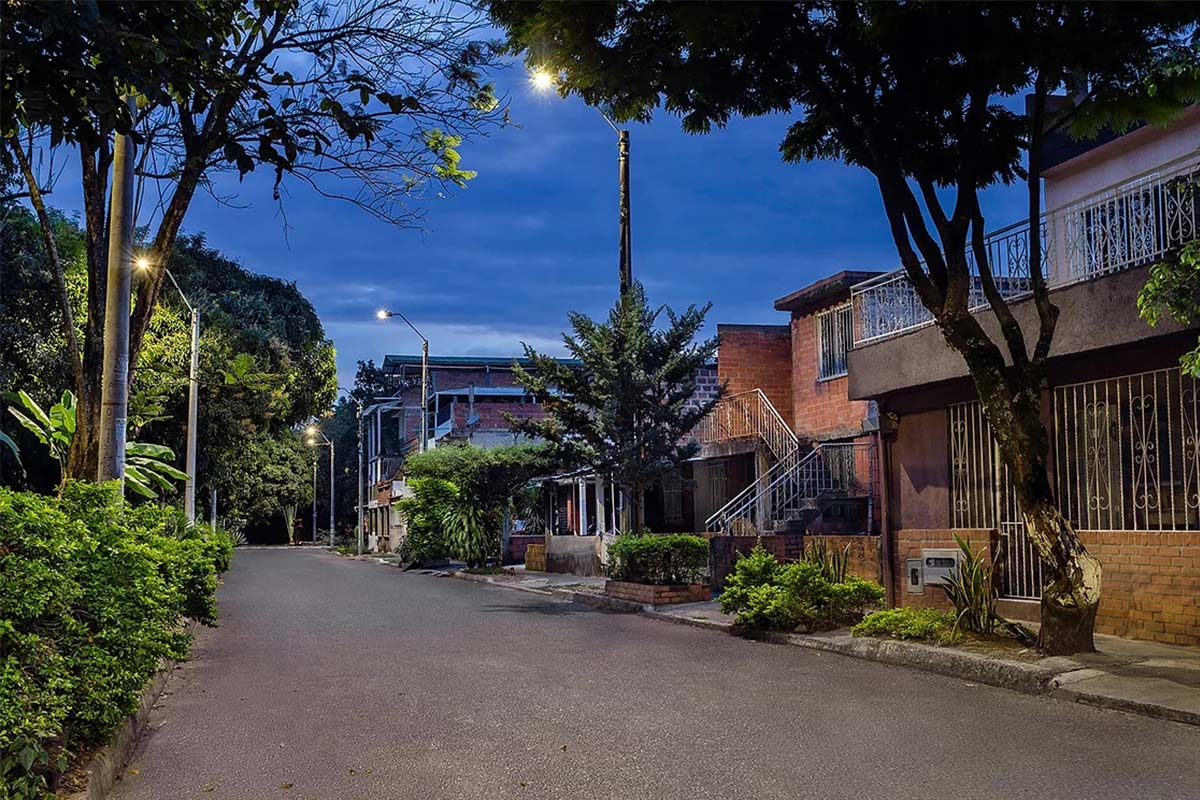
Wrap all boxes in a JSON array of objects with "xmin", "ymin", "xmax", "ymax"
[
  {"xmin": 851, "ymin": 608, "xmax": 958, "ymax": 643},
  {"xmin": 938, "ymin": 534, "xmax": 1001, "ymax": 637},
  {"xmin": 607, "ymin": 534, "xmax": 709, "ymax": 585},
  {"xmin": 0, "ymin": 482, "xmax": 226, "ymax": 796},
  {"xmin": 718, "ymin": 545, "xmax": 884, "ymax": 632},
  {"xmin": 5, "ymin": 389, "xmax": 187, "ymax": 499},
  {"xmin": 1140, "ymin": 237, "xmax": 1200, "ymax": 377},
  {"xmin": 508, "ymin": 281, "xmax": 722, "ymax": 524},
  {"xmin": 282, "ymin": 504, "xmax": 298, "ymax": 545},
  {"xmin": 442, "ymin": 499, "xmax": 494, "ymax": 568},
  {"xmin": 395, "ymin": 477, "xmax": 457, "ymax": 564}
]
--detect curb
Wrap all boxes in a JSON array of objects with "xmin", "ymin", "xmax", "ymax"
[
  {"xmin": 437, "ymin": 570, "xmax": 1196, "ymax": 728},
  {"xmin": 60, "ymin": 621, "xmax": 199, "ymax": 800}
]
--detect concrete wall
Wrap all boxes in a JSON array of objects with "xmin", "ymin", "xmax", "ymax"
[
  {"xmin": 847, "ymin": 263, "xmax": 1197, "ymax": 401},
  {"xmin": 545, "ymin": 535, "xmax": 603, "ymax": 576}
]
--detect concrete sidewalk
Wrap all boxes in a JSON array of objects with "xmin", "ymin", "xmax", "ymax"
[{"xmin": 445, "ymin": 570, "xmax": 1200, "ymax": 727}]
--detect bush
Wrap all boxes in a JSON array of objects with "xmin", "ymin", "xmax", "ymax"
[
  {"xmin": 607, "ymin": 534, "xmax": 710, "ymax": 585},
  {"xmin": 719, "ymin": 545, "xmax": 885, "ymax": 632},
  {"xmin": 1, "ymin": 482, "xmax": 225, "ymax": 798},
  {"xmin": 851, "ymin": 607, "xmax": 958, "ymax": 642},
  {"xmin": 395, "ymin": 477, "xmax": 456, "ymax": 564}
]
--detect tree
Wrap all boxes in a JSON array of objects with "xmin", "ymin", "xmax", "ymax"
[
  {"xmin": 489, "ymin": 2, "xmax": 1198, "ymax": 653},
  {"xmin": 506, "ymin": 282, "xmax": 721, "ymax": 531},
  {"xmin": 1140, "ymin": 239, "xmax": 1200, "ymax": 377},
  {"xmin": 403, "ymin": 443, "xmax": 558, "ymax": 564},
  {"xmin": 2, "ymin": 0, "xmax": 503, "ymax": 478}
]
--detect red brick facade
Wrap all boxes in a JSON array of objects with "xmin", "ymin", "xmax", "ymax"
[
  {"xmin": 789, "ymin": 309, "xmax": 872, "ymax": 441},
  {"xmin": 717, "ymin": 324, "xmax": 794, "ymax": 429},
  {"xmin": 604, "ymin": 581, "xmax": 711, "ymax": 606},
  {"xmin": 890, "ymin": 528, "xmax": 1200, "ymax": 647}
]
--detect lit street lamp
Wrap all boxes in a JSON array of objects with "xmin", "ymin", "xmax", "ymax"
[
  {"xmin": 376, "ymin": 309, "xmax": 429, "ymax": 451},
  {"xmin": 531, "ymin": 68, "xmax": 632, "ymax": 294},
  {"xmin": 135, "ymin": 256, "xmax": 200, "ymax": 524},
  {"xmin": 306, "ymin": 425, "xmax": 335, "ymax": 547}
]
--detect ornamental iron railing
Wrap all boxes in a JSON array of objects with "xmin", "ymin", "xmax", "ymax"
[
  {"xmin": 705, "ymin": 442, "xmax": 875, "ymax": 534},
  {"xmin": 691, "ymin": 389, "xmax": 798, "ymax": 462},
  {"xmin": 852, "ymin": 153, "xmax": 1200, "ymax": 346}
]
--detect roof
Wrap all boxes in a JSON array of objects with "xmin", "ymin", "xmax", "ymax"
[
  {"xmin": 382, "ymin": 354, "xmax": 581, "ymax": 372},
  {"xmin": 773, "ymin": 270, "xmax": 885, "ymax": 315},
  {"xmin": 431, "ymin": 386, "xmax": 560, "ymax": 398}
]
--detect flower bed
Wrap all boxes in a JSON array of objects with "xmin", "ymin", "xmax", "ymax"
[
  {"xmin": 604, "ymin": 534, "xmax": 710, "ymax": 605},
  {"xmin": 605, "ymin": 580, "xmax": 711, "ymax": 606}
]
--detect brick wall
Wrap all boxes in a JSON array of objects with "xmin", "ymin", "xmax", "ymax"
[
  {"xmin": 605, "ymin": 581, "xmax": 711, "ymax": 606},
  {"xmin": 506, "ymin": 534, "xmax": 543, "ymax": 565},
  {"xmin": 717, "ymin": 325, "xmax": 794, "ymax": 429},
  {"xmin": 805, "ymin": 534, "xmax": 881, "ymax": 582},
  {"xmin": 709, "ymin": 533, "xmax": 805, "ymax": 589},
  {"xmin": 890, "ymin": 528, "xmax": 1200, "ymax": 646},
  {"xmin": 789, "ymin": 311, "xmax": 872, "ymax": 441}
]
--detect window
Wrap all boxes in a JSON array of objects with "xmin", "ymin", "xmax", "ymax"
[
  {"xmin": 816, "ymin": 303, "xmax": 853, "ymax": 380},
  {"xmin": 662, "ymin": 471, "xmax": 684, "ymax": 527}
]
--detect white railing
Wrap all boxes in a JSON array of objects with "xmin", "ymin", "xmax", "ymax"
[
  {"xmin": 692, "ymin": 389, "xmax": 798, "ymax": 462},
  {"xmin": 705, "ymin": 442, "xmax": 875, "ymax": 534},
  {"xmin": 851, "ymin": 153, "xmax": 1200, "ymax": 346},
  {"xmin": 998, "ymin": 523, "xmax": 1044, "ymax": 601}
]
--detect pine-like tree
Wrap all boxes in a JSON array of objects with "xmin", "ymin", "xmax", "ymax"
[{"xmin": 509, "ymin": 282, "xmax": 722, "ymax": 531}]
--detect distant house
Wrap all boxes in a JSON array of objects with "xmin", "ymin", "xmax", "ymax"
[
  {"xmin": 361, "ymin": 354, "xmax": 577, "ymax": 552},
  {"xmin": 847, "ymin": 107, "xmax": 1200, "ymax": 645}
]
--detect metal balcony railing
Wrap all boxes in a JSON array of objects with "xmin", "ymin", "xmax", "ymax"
[
  {"xmin": 705, "ymin": 442, "xmax": 876, "ymax": 534},
  {"xmin": 691, "ymin": 389, "xmax": 798, "ymax": 462},
  {"xmin": 851, "ymin": 153, "xmax": 1200, "ymax": 346}
]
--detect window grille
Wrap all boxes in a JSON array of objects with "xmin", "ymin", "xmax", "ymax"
[
  {"xmin": 1054, "ymin": 367, "xmax": 1199, "ymax": 532},
  {"xmin": 662, "ymin": 471, "xmax": 684, "ymax": 526},
  {"xmin": 817, "ymin": 303, "xmax": 853, "ymax": 380}
]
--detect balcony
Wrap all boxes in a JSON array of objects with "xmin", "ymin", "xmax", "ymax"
[{"xmin": 850, "ymin": 153, "xmax": 1200, "ymax": 346}]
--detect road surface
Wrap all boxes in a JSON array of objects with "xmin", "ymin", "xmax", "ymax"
[{"xmin": 112, "ymin": 549, "xmax": 1200, "ymax": 799}]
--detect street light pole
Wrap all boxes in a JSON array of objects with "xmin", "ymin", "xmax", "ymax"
[
  {"xmin": 376, "ymin": 309, "xmax": 429, "ymax": 451},
  {"xmin": 531, "ymin": 69, "xmax": 632, "ymax": 295},
  {"xmin": 135, "ymin": 257, "xmax": 200, "ymax": 524},
  {"xmin": 305, "ymin": 426, "xmax": 334, "ymax": 547},
  {"xmin": 311, "ymin": 456, "xmax": 317, "ymax": 544},
  {"xmin": 337, "ymin": 388, "xmax": 365, "ymax": 556}
]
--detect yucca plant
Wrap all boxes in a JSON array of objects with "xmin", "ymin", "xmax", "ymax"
[
  {"xmin": 282, "ymin": 504, "xmax": 298, "ymax": 545},
  {"xmin": 803, "ymin": 539, "xmax": 851, "ymax": 583},
  {"xmin": 939, "ymin": 533, "xmax": 1000, "ymax": 636}
]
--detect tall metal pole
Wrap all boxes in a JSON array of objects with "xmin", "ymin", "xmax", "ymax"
[
  {"xmin": 328, "ymin": 440, "xmax": 335, "ymax": 548},
  {"xmin": 311, "ymin": 457, "xmax": 317, "ymax": 544},
  {"xmin": 617, "ymin": 128, "xmax": 632, "ymax": 294},
  {"xmin": 357, "ymin": 407, "xmax": 364, "ymax": 555},
  {"xmin": 183, "ymin": 307, "xmax": 200, "ymax": 523},
  {"xmin": 97, "ymin": 99, "xmax": 137, "ymax": 483},
  {"xmin": 420, "ymin": 338, "xmax": 429, "ymax": 451},
  {"xmin": 210, "ymin": 488, "xmax": 217, "ymax": 531}
]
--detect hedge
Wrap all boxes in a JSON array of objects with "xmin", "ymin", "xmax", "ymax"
[
  {"xmin": 607, "ymin": 534, "xmax": 710, "ymax": 585},
  {"xmin": 0, "ymin": 482, "xmax": 232, "ymax": 798}
]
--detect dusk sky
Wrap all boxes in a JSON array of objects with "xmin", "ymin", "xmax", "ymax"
[{"xmin": 60, "ymin": 66, "xmax": 1029, "ymax": 389}]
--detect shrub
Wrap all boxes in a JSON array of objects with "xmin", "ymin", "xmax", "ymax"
[
  {"xmin": 395, "ymin": 477, "xmax": 457, "ymax": 564},
  {"xmin": 939, "ymin": 533, "xmax": 1000, "ymax": 636},
  {"xmin": 852, "ymin": 607, "xmax": 958, "ymax": 642},
  {"xmin": 607, "ymin": 534, "xmax": 710, "ymax": 585},
  {"xmin": 719, "ymin": 545, "xmax": 885, "ymax": 632},
  {"xmin": 1, "ymin": 482, "xmax": 224, "ymax": 798},
  {"xmin": 803, "ymin": 539, "xmax": 850, "ymax": 582}
]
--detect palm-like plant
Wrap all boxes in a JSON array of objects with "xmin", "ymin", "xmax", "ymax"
[
  {"xmin": 5, "ymin": 389, "xmax": 187, "ymax": 498},
  {"xmin": 282, "ymin": 504, "xmax": 298, "ymax": 545},
  {"xmin": 442, "ymin": 500, "xmax": 493, "ymax": 567}
]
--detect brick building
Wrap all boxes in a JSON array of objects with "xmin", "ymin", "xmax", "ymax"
[
  {"xmin": 362, "ymin": 354, "xmax": 576, "ymax": 552},
  {"xmin": 847, "ymin": 108, "xmax": 1200, "ymax": 645}
]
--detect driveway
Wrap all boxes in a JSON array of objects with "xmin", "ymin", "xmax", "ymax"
[{"xmin": 112, "ymin": 549, "xmax": 1200, "ymax": 800}]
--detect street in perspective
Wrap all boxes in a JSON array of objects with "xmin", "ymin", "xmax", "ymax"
[{"xmin": 3, "ymin": 3, "xmax": 1200, "ymax": 800}]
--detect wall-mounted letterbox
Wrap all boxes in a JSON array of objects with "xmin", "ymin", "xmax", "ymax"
[
  {"xmin": 921, "ymin": 548, "xmax": 963, "ymax": 586},
  {"xmin": 905, "ymin": 558, "xmax": 924, "ymax": 594}
]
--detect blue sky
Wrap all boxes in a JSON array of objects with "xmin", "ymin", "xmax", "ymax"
[{"xmin": 61, "ymin": 67, "xmax": 1030, "ymax": 389}]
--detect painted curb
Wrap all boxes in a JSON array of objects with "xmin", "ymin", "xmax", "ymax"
[{"xmin": 60, "ymin": 621, "xmax": 199, "ymax": 800}]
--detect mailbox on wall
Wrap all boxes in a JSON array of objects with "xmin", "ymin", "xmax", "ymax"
[{"xmin": 921, "ymin": 548, "xmax": 963, "ymax": 586}]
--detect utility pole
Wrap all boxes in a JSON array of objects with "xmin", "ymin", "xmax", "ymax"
[
  {"xmin": 328, "ymin": 438, "xmax": 335, "ymax": 547},
  {"xmin": 97, "ymin": 99, "xmax": 136, "ymax": 483},
  {"xmin": 357, "ymin": 403, "xmax": 364, "ymax": 555},
  {"xmin": 617, "ymin": 128, "xmax": 631, "ymax": 294},
  {"xmin": 183, "ymin": 307, "xmax": 200, "ymax": 523},
  {"xmin": 420, "ymin": 339, "xmax": 429, "ymax": 450}
]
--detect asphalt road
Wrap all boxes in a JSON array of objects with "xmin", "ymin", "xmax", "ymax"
[{"xmin": 112, "ymin": 548, "xmax": 1200, "ymax": 800}]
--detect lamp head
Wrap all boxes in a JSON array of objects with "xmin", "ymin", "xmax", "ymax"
[
  {"xmin": 376, "ymin": 309, "xmax": 390, "ymax": 320},
  {"xmin": 134, "ymin": 256, "xmax": 152, "ymax": 271}
]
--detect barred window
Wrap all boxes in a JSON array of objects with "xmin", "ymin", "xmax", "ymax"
[
  {"xmin": 817, "ymin": 303, "xmax": 853, "ymax": 380},
  {"xmin": 662, "ymin": 471, "xmax": 684, "ymax": 526}
]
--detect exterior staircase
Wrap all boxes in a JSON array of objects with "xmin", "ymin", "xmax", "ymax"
[
  {"xmin": 705, "ymin": 442, "xmax": 874, "ymax": 534},
  {"xmin": 692, "ymin": 389, "xmax": 798, "ymax": 461}
]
